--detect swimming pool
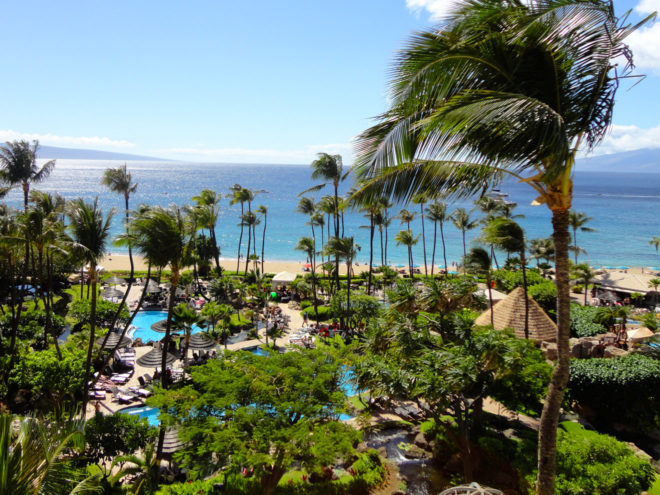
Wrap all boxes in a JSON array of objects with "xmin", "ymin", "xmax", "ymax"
[
  {"xmin": 129, "ymin": 311, "xmax": 204, "ymax": 343},
  {"xmin": 120, "ymin": 405, "xmax": 160, "ymax": 426}
]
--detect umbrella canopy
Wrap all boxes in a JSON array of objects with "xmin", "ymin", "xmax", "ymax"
[
  {"xmin": 649, "ymin": 267, "xmax": 660, "ymax": 271},
  {"xmin": 136, "ymin": 348, "xmax": 177, "ymax": 368},
  {"xmin": 188, "ymin": 332, "xmax": 217, "ymax": 350},
  {"xmin": 599, "ymin": 290, "xmax": 620, "ymax": 303},
  {"xmin": 151, "ymin": 319, "xmax": 181, "ymax": 333},
  {"xmin": 395, "ymin": 264, "xmax": 405, "ymax": 268},
  {"xmin": 95, "ymin": 333, "xmax": 133, "ymax": 349},
  {"xmin": 102, "ymin": 288, "xmax": 123, "ymax": 299},
  {"xmin": 628, "ymin": 327, "xmax": 656, "ymax": 342},
  {"xmin": 145, "ymin": 279, "xmax": 161, "ymax": 293},
  {"xmin": 105, "ymin": 276, "xmax": 125, "ymax": 285},
  {"xmin": 617, "ymin": 266, "xmax": 629, "ymax": 270}
]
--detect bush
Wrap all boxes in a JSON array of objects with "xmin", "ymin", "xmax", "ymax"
[
  {"xmin": 572, "ymin": 284, "xmax": 583, "ymax": 294},
  {"xmin": 301, "ymin": 306, "xmax": 333, "ymax": 322},
  {"xmin": 527, "ymin": 280, "xmax": 557, "ymax": 317},
  {"xmin": 229, "ymin": 313, "xmax": 251, "ymax": 330},
  {"xmin": 300, "ymin": 300, "xmax": 312, "ymax": 310},
  {"xmin": 554, "ymin": 423, "xmax": 655, "ymax": 494},
  {"xmin": 493, "ymin": 269, "xmax": 545, "ymax": 292},
  {"xmin": 567, "ymin": 354, "xmax": 660, "ymax": 429},
  {"xmin": 570, "ymin": 304, "xmax": 607, "ymax": 338}
]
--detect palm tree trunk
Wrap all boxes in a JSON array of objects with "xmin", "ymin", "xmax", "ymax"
[
  {"xmin": 408, "ymin": 246, "xmax": 413, "ymax": 278},
  {"xmin": 82, "ymin": 268, "xmax": 98, "ymax": 418},
  {"xmin": 487, "ymin": 275, "xmax": 494, "ymax": 327},
  {"xmin": 379, "ymin": 227, "xmax": 384, "ymax": 267},
  {"xmin": 236, "ymin": 203, "xmax": 244, "ymax": 273},
  {"xmin": 210, "ymin": 227, "xmax": 221, "ymax": 275},
  {"xmin": 260, "ymin": 213, "xmax": 267, "ymax": 274},
  {"xmin": 537, "ymin": 208, "xmax": 571, "ymax": 495},
  {"xmin": 462, "ymin": 229, "xmax": 467, "ymax": 259},
  {"xmin": 368, "ymin": 213, "xmax": 374, "ymax": 295},
  {"xmin": 572, "ymin": 227, "xmax": 578, "ymax": 265},
  {"xmin": 346, "ymin": 262, "xmax": 351, "ymax": 330},
  {"xmin": 521, "ymin": 250, "xmax": 529, "ymax": 339},
  {"xmin": 420, "ymin": 203, "xmax": 428, "ymax": 276},
  {"xmin": 440, "ymin": 221, "xmax": 448, "ymax": 274},
  {"xmin": 125, "ymin": 194, "xmax": 135, "ymax": 281},
  {"xmin": 431, "ymin": 221, "xmax": 437, "ymax": 276},
  {"xmin": 244, "ymin": 220, "xmax": 252, "ymax": 276}
]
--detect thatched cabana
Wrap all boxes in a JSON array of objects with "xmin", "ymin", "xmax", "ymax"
[{"xmin": 474, "ymin": 286, "xmax": 557, "ymax": 342}]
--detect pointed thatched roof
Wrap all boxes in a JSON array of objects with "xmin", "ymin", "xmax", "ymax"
[{"xmin": 474, "ymin": 286, "xmax": 557, "ymax": 342}]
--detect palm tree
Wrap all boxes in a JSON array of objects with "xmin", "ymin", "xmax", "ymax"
[
  {"xmin": 397, "ymin": 208, "xmax": 415, "ymax": 232},
  {"xmin": 571, "ymin": 263, "xmax": 597, "ymax": 306},
  {"xmin": 324, "ymin": 236, "xmax": 360, "ymax": 330},
  {"xmin": 109, "ymin": 444, "xmax": 159, "ymax": 495},
  {"xmin": 529, "ymin": 237, "xmax": 555, "ymax": 269},
  {"xmin": 451, "ymin": 208, "xmax": 478, "ymax": 260},
  {"xmin": 295, "ymin": 236, "xmax": 319, "ymax": 322},
  {"xmin": 172, "ymin": 302, "xmax": 206, "ymax": 370},
  {"xmin": 482, "ymin": 218, "xmax": 529, "ymax": 337},
  {"xmin": 426, "ymin": 201, "xmax": 448, "ymax": 275},
  {"xmin": 475, "ymin": 196, "xmax": 503, "ymax": 268},
  {"xmin": 297, "ymin": 196, "xmax": 317, "ymax": 243},
  {"xmin": 568, "ymin": 211, "xmax": 596, "ymax": 264},
  {"xmin": 412, "ymin": 194, "xmax": 429, "ymax": 276},
  {"xmin": 395, "ymin": 230, "xmax": 419, "ymax": 278},
  {"xmin": 229, "ymin": 186, "xmax": 252, "ymax": 273},
  {"xmin": 648, "ymin": 278, "xmax": 660, "ymax": 307},
  {"xmin": 0, "ymin": 140, "xmax": 55, "ymax": 211},
  {"xmin": 192, "ymin": 189, "xmax": 221, "ymax": 274},
  {"xmin": 240, "ymin": 211, "xmax": 258, "ymax": 276},
  {"xmin": 650, "ymin": 236, "xmax": 660, "ymax": 253},
  {"xmin": 464, "ymin": 247, "xmax": 494, "ymax": 327},
  {"xmin": 256, "ymin": 205, "xmax": 268, "ymax": 273},
  {"xmin": 67, "ymin": 198, "xmax": 114, "ymax": 417},
  {"xmin": 351, "ymin": 3, "xmax": 647, "ymax": 491},
  {"xmin": 0, "ymin": 414, "xmax": 100, "ymax": 494}
]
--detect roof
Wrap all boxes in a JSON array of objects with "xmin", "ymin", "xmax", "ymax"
[
  {"xmin": 476, "ymin": 284, "xmax": 507, "ymax": 303},
  {"xmin": 474, "ymin": 286, "xmax": 557, "ymax": 342},
  {"xmin": 593, "ymin": 271, "xmax": 656, "ymax": 294},
  {"xmin": 271, "ymin": 271, "xmax": 297, "ymax": 283}
]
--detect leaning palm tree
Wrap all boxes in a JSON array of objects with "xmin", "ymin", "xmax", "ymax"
[
  {"xmin": 0, "ymin": 414, "xmax": 101, "ymax": 494},
  {"xmin": 67, "ymin": 198, "xmax": 113, "ymax": 417},
  {"xmin": 351, "ymin": 2, "xmax": 648, "ymax": 491},
  {"xmin": 464, "ymin": 247, "xmax": 494, "ymax": 327},
  {"xmin": 0, "ymin": 140, "xmax": 55, "ymax": 211},
  {"xmin": 395, "ymin": 230, "xmax": 419, "ymax": 278},
  {"xmin": 192, "ymin": 189, "xmax": 222, "ymax": 274},
  {"xmin": 240, "ymin": 211, "xmax": 258, "ymax": 276},
  {"xmin": 256, "ymin": 205, "xmax": 268, "ymax": 273},
  {"xmin": 568, "ymin": 210, "xmax": 596, "ymax": 264},
  {"xmin": 324, "ymin": 236, "xmax": 360, "ymax": 330},
  {"xmin": 571, "ymin": 263, "xmax": 597, "ymax": 306},
  {"xmin": 650, "ymin": 236, "xmax": 660, "ymax": 253},
  {"xmin": 228, "ymin": 186, "xmax": 252, "ymax": 273},
  {"xmin": 295, "ymin": 236, "xmax": 319, "ymax": 322},
  {"xmin": 451, "ymin": 208, "xmax": 478, "ymax": 259},
  {"xmin": 412, "ymin": 194, "xmax": 429, "ymax": 276},
  {"xmin": 397, "ymin": 208, "xmax": 415, "ymax": 232},
  {"xmin": 426, "ymin": 201, "xmax": 448, "ymax": 275}
]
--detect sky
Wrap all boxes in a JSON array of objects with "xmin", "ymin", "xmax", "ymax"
[{"xmin": 1, "ymin": 0, "xmax": 659, "ymax": 164}]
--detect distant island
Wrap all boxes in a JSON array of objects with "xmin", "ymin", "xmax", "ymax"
[{"xmin": 36, "ymin": 145, "xmax": 168, "ymax": 162}]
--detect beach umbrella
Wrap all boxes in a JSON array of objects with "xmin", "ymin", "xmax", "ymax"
[
  {"xmin": 395, "ymin": 264, "xmax": 405, "ymax": 268},
  {"xmin": 303, "ymin": 263, "xmax": 311, "ymax": 268},
  {"xmin": 412, "ymin": 264, "xmax": 420, "ymax": 268},
  {"xmin": 648, "ymin": 267, "xmax": 660, "ymax": 271},
  {"xmin": 151, "ymin": 319, "xmax": 181, "ymax": 333},
  {"xmin": 136, "ymin": 348, "xmax": 177, "ymax": 368},
  {"xmin": 95, "ymin": 333, "xmax": 133, "ymax": 349},
  {"xmin": 188, "ymin": 332, "xmax": 217, "ymax": 350},
  {"xmin": 604, "ymin": 266, "xmax": 616, "ymax": 270},
  {"xmin": 617, "ymin": 265, "xmax": 629, "ymax": 270},
  {"xmin": 101, "ymin": 287, "xmax": 123, "ymax": 299},
  {"xmin": 105, "ymin": 275, "xmax": 125, "ymax": 285},
  {"xmin": 448, "ymin": 270, "xmax": 458, "ymax": 274},
  {"xmin": 145, "ymin": 279, "xmax": 161, "ymax": 293}
]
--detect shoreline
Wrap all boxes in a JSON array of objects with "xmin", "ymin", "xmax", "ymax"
[{"xmin": 99, "ymin": 253, "xmax": 654, "ymax": 277}]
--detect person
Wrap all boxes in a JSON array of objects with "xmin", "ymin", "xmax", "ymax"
[{"xmin": 303, "ymin": 312, "xmax": 309, "ymax": 325}]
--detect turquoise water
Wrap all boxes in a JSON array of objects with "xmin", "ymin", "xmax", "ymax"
[
  {"xmin": 130, "ymin": 310, "xmax": 203, "ymax": 343},
  {"xmin": 5, "ymin": 160, "xmax": 659, "ymax": 267}
]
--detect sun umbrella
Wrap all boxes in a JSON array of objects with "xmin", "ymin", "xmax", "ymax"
[
  {"xmin": 395, "ymin": 264, "xmax": 405, "ymax": 268},
  {"xmin": 102, "ymin": 288, "xmax": 123, "ymax": 299},
  {"xmin": 145, "ymin": 279, "xmax": 161, "ymax": 293},
  {"xmin": 448, "ymin": 270, "xmax": 458, "ymax": 274},
  {"xmin": 95, "ymin": 333, "xmax": 133, "ymax": 349},
  {"xmin": 136, "ymin": 348, "xmax": 177, "ymax": 368},
  {"xmin": 105, "ymin": 276, "xmax": 125, "ymax": 285},
  {"xmin": 303, "ymin": 263, "xmax": 311, "ymax": 268},
  {"xmin": 617, "ymin": 266, "xmax": 629, "ymax": 270},
  {"xmin": 604, "ymin": 266, "xmax": 616, "ymax": 270},
  {"xmin": 648, "ymin": 267, "xmax": 660, "ymax": 271},
  {"xmin": 151, "ymin": 319, "xmax": 181, "ymax": 333},
  {"xmin": 412, "ymin": 264, "xmax": 420, "ymax": 268},
  {"xmin": 188, "ymin": 332, "xmax": 217, "ymax": 350}
]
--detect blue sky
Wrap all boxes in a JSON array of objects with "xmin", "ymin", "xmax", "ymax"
[{"xmin": 1, "ymin": 0, "xmax": 659, "ymax": 164}]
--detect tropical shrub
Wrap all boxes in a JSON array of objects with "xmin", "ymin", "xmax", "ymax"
[
  {"xmin": 85, "ymin": 412, "xmax": 155, "ymax": 466},
  {"xmin": 572, "ymin": 284, "xmax": 583, "ymax": 293},
  {"xmin": 301, "ymin": 306, "xmax": 333, "ymax": 322},
  {"xmin": 329, "ymin": 291, "xmax": 382, "ymax": 328},
  {"xmin": 567, "ymin": 354, "xmax": 660, "ymax": 429},
  {"xmin": 300, "ymin": 300, "xmax": 312, "ymax": 310},
  {"xmin": 527, "ymin": 280, "xmax": 557, "ymax": 317},
  {"xmin": 493, "ymin": 269, "xmax": 544, "ymax": 292},
  {"xmin": 570, "ymin": 304, "xmax": 606, "ymax": 338},
  {"xmin": 69, "ymin": 298, "xmax": 129, "ymax": 329}
]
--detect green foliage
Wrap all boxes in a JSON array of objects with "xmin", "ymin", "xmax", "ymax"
[
  {"xmin": 8, "ymin": 342, "xmax": 86, "ymax": 410},
  {"xmin": 150, "ymin": 348, "xmax": 360, "ymax": 491},
  {"xmin": 554, "ymin": 423, "xmax": 655, "ymax": 494},
  {"xmin": 329, "ymin": 290, "xmax": 382, "ymax": 328},
  {"xmin": 229, "ymin": 313, "xmax": 251, "ymax": 330},
  {"xmin": 493, "ymin": 269, "xmax": 544, "ymax": 292},
  {"xmin": 0, "ymin": 309, "xmax": 65, "ymax": 342},
  {"xmin": 69, "ymin": 298, "xmax": 129, "ymax": 328},
  {"xmin": 300, "ymin": 300, "xmax": 312, "ymax": 310},
  {"xmin": 570, "ymin": 304, "xmax": 607, "ymax": 338},
  {"xmin": 301, "ymin": 305, "xmax": 333, "ymax": 322},
  {"xmin": 527, "ymin": 280, "xmax": 557, "ymax": 316},
  {"xmin": 567, "ymin": 354, "xmax": 660, "ymax": 429},
  {"xmin": 84, "ymin": 411, "xmax": 155, "ymax": 464},
  {"xmin": 572, "ymin": 284, "xmax": 583, "ymax": 294}
]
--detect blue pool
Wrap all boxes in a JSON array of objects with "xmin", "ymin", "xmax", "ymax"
[
  {"xmin": 120, "ymin": 405, "xmax": 160, "ymax": 426},
  {"xmin": 129, "ymin": 311, "xmax": 204, "ymax": 343}
]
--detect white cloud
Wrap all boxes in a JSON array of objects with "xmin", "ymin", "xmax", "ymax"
[
  {"xmin": 635, "ymin": 0, "xmax": 660, "ymax": 14},
  {"xmin": 405, "ymin": 0, "xmax": 457, "ymax": 20},
  {"xmin": 156, "ymin": 142, "xmax": 354, "ymax": 164},
  {"xmin": 0, "ymin": 130, "xmax": 135, "ymax": 149},
  {"xmin": 627, "ymin": 20, "xmax": 660, "ymax": 71},
  {"xmin": 586, "ymin": 123, "xmax": 660, "ymax": 155}
]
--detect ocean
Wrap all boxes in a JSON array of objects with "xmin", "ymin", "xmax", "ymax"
[{"xmin": 3, "ymin": 159, "xmax": 660, "ymax": 268}]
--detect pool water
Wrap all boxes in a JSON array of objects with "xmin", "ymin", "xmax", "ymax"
[
  {"xmin": 120, "ymin": 405, "xmax": 160, "ymax": 426},
  {"xmin": 129, "ymin": 311, "xmax": 204, "ymax": 343}
]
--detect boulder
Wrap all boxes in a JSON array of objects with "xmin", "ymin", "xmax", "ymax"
[
  {"xmin": 541, "ymin": 341, "xmax": 557, "ymax": 361},
  {"xmin": 413, "ymin": 431, "xmax": 430, "ymax": 450},
  {"xmin": 603, "ymin": 345, "xmax": 628, "ymax": 358}
]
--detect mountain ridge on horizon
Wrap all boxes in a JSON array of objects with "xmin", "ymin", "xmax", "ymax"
[{"xmin": 35, "ymin": 144, "xmax": 660, "ymax": 173}]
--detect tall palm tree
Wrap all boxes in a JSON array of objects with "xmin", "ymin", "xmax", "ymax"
[
  {"xmin": 475, "ymin": 196, "xmax": 503, "ymax": 268},
  {"xmin": 324, "ymin": 236, "xmax": 360, "ymax": 330},
  {"xmin": 0, "ymin": 140, "xmax": 55, "ymax": 211},
  {"xmin": 426, "ymin": 201, "xmax": 448, "ymax": 276},
  {"xmin": 172, "ymin": 302, "xmax": 206, "ymax": 370},
  {"xmin": 568, "ymin": 210, "xmax": 596, "ymax": 264},
  {"xmin": 529, "ymin": 237, "xmax": 555, "ymax": 268},
  {"xmin": 240, "ymin": 211, "xmax": 258, "ymax": 276},
  {"xmin": 295, "ymin": 236, "xmax": 319, "ymax": 321},
  {"xmin": 102, "ymin": 164, "xmax": 138, "ymax": 275},
  {"xmin": 229, "ymin": 186, "xmax": 252, "ymax": 273},
  {"xmin": 451, "ymin": 208, "xmax": 478, "ymax": 260},
  {"xmin": 412, "ymin": 194, "xmax": 429, "ymax": 276},
  {"xmin": 464, "ymin": 247, "xmax": 494, "ymax": 327},
  {"xmin": 395, "ymin": 230, "xmax": 419, "ymax": 278},
  {"xmin": 256, "ymin": 205, "xmax": 268, "ymax": 273},
  {"xmin": 192, "ymin": 189, "xmax": 221, "ymax": 274},
  {"xmin": 297, "ymin": 196, "xmax": 317, "ymax": 239},
  {"xmin": 650, "ymin": 236, "xmax": 660, "ymax": 253},
  {"xmin": 67, "ymin": 198, "xmax": 114, "ymax": 417},
  {"xmin": 571, "ymin": 263, "xmax": 597, "ymax": 306},
  {"xmin": 397, "ymin": 208, "xmax": 415, "ymax": 232},
  {"xmin": 482, "ymin": 218, "xmax": 529, "ymax": 337},
  {"xmin": 351, "ymin": 2, "xmax": 647, "ymax": 491}
]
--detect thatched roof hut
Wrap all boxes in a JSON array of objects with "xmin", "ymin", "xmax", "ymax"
[{"xmin": 474, "ymin": 286, "xmax": 557, "ymax": 342}]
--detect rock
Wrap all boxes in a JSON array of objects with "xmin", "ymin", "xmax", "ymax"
[
  {"xmin": 402, "ymin": 444, "xmax": 429, "ymax": 460},
  {"xmin": 356, "ymin": 443, "xmax": 369, "ymax": 453},
  {"xmin": 603, "ymin": 345, "xmax": 628, "ymax": 358},
  {"xmin": 413, "ymin": 431, "xmax": 430, "ymax": 450},
  {"xmin": 541, "ymin": 341, "xmax": 557, "ymax": 360}
]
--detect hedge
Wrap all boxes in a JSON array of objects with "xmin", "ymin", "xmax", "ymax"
[{"xmin": 570, "ymin": 304, "xmax": 607, "ymax": 338}]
